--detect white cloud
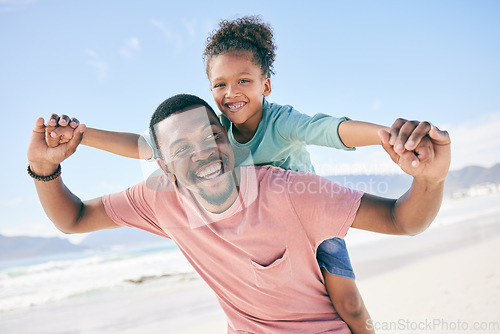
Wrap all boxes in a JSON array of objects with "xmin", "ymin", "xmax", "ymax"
[
  {"xmin": 150, "ymin": 18, "xmax": 184, "ymax": 54},
  {"xmin": 0, "ymin": 197, "xmax": 24, "ymax": 207},
  {"xmin": 444, "ymin": 112, "xmax": 500, "ymax": 170},
  {"xmin": 84, "ymin": 49, "xmax": 98, "ymax": 58},
  {"xmin": 120, "ymin": 37, "xmax": 140, "ymax": 59},
  {"xmin": 84, "ymin": 49, "xmax": 108, "ymax": 80},
  {"xmin": 0, "ymin": 0, "xmax": 37, "ymax": 12},
  {"xmin": 127, "ymin": 37, "xmax": 140, "ymax": 51},
  {"xmin": 183, "ymin": 18, "xmax": 197, "ymax": 39},
  {"xmin": 372, "ymin": 99, "xmax": 382, "ymax": 111},
  {"xmin": 0, "ymin": 0, "xmax": 36, "ymax": 3}
]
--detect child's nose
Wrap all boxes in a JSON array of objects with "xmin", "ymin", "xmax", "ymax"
[{"xmin": 225, "ymin": 84, "xmax": 238, "ymax": 98}]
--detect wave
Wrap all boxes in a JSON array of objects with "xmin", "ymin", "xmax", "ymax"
[{"xmin": 0, "ymin": 245, "xmax": 194, "ymax": 313}]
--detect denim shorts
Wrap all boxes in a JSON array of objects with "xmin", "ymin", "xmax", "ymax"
[{"xmin": 316, "ymin": 237, "xmax": 355, "ymax": 279}]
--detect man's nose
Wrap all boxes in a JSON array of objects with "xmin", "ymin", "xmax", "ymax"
[{"xmin": 191, "ymin": 143, "xmax": 217, "ymax": 162}]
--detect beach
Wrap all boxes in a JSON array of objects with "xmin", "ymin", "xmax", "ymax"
[{"xmin": 1, "ymin": 193, "xmax": 499, "ymax": 334}]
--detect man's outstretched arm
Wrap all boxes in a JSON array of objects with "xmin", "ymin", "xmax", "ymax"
[
  {"xmin": 351, "ymin": 124, "xmax": 451, "ymax": 236},
  {"xmin": 28, "ymin": 116, "xmax": 119, "ymax": 234}
]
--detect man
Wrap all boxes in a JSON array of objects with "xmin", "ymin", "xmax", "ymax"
[{"xmin": 27, "ymin": 94, "xmax": 450, "ymax": 333}]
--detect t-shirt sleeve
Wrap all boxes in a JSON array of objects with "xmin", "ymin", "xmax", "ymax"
[
  {"xmin": 286, "ymin": 172, "xmax": 363, "ymax": 248},
  {"xmin": 102, "ymin": 181, "xmax": 170, "ymax": 239},
  {"xmin": 141, "ymin": 132, "xmax": 160, "ymax": 161},
  {"xmin": 275, "ymin": 105, "xmax": 355, "ymax": 151}
]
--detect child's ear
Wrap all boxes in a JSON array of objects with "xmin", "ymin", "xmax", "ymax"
[
  {"xmin": 263, "ymin": 78, "xmax": 271, "ymax": 97},
  {"xmin": 156, "ymin": 158, "xmax": 176, "ymax": 182}
]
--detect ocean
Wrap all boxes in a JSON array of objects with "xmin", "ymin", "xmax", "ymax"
[{"xmin": 0, "ymin": 243, "xmax": 194, "ymax": 314}]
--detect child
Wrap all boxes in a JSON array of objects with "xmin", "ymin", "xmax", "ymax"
[{"xmin": 50, "ymin": 16, "xmax": 432, "ymax": 333}]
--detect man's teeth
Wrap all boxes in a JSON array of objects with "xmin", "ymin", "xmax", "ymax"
[
  {"xmin": 196, "ymin": 162, "xmax": 222, "ymax": 179},
  {"xmin": 228, "ymin": 102, "xmax": 245, "ymax": 109}
]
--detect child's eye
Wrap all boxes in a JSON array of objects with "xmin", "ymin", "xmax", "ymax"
[
  {"xmin": 214, "ymin": 83, "xmax": 225, "ymax": 89},
  {"xmin": 239, "ymin": 79, "xmax": 250, "ymax": 84}
]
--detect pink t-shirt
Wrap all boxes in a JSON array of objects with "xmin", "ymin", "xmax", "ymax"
[{"xmin": 103, "ymin": 166, "xmax": 362, "ymax": 333}]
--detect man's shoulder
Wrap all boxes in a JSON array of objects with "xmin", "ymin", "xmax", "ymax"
[{"xmin": 140, "ymin": 170, "xmax": 177, "ymax": 195}]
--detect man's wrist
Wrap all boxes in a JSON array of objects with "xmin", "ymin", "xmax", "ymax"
[
  {"xmin": 28, "ymin": 162, "xmax": 60, "ymax": 177},
  {"xmin": 412, "ymin": 176, "xmax": 445, "ymax": 191}
]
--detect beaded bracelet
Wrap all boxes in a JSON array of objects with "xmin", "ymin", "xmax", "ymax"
[{"xmin": 27, "ymin": 164, "xmax": 61, "ymax": 182}]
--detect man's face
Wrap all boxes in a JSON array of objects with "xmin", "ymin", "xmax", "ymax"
[{"xmin": 154, "ymin": 106, "xmax": 236, "ymax": 210}]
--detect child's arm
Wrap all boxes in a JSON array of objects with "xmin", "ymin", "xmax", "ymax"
[
  {"xmin": 45, "ymin": 114, "xmax": 154, "ymax": 160},
  {"xmin": 82, "ymin": 128, "xmax": 154, "ymax": 160},
  {"xmin": 339, "ymin": 119, "xmax": 435, "ymax": 167},
  {"xmin": 338, "ymin": 120, "xmax": 389, "ymax": 147},
  {"xmin": 339, "ymin": 119, "xmax": 433, "ymax": 150}
]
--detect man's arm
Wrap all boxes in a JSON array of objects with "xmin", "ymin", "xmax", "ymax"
[
  {"xmin": 46, "ymin": 114, "xmax": 153, "ymax": 160},
  {"xmin": 28, "ymin": 117, "xmax": 119, "ymax": 234},
  {"xmin": 351, "ymin": 125, "xmax": 451, "ymax": 235}
]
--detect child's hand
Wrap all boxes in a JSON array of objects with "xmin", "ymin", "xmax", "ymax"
[
  {"xmin": 45, "ymin": 114, "xmax": 80, "ymax": 147},
  {"xmin": 379, "ymin": 124, "xmax": 451, "ymax": 183},
  {"xmin": 388, "ymin": 118, "xmax": 434, "ymax": 155},
  {"xmin": 27, "ymin": 117, "xmax": 86, "ymax": 173}
]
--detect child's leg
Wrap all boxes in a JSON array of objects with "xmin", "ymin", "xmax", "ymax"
[{"xmin": 317, "ymin": 238, "xmax": 374, "ymax": 334}]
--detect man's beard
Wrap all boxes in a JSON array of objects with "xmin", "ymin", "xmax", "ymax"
[
  {"xmin": 196, "ymin": 171, "xmax": 236, "ymax": 206},
  {"xmin": 188, "ymin": 152, "xmax": 237, "ymax": 207}
]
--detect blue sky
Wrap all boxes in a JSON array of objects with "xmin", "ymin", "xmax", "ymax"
[{"xmin": 1, "ymin": 0, "xmax": 499, "ymax": 239}]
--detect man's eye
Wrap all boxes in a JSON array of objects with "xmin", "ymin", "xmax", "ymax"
[{"xmin": 175, "ymin": 145, "xmax": 189, "ymax": 156}]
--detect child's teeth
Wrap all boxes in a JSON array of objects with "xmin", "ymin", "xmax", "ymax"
[{"xmin": 229, "ymin": 103, "xmax": 244, "ymax": 109}]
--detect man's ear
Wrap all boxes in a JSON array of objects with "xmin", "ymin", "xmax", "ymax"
[
  {"xmin": 263, "ymin": 78, "xmax": 271, "ymax": 97},
  {"xmin": 156, "ymin": 158, "xmax": 176, "ymax": 182}
]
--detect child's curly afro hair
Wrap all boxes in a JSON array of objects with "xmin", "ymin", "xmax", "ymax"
[{"xmin": 203, "ymin": 15, "xmax": 276, "ymax": 78}]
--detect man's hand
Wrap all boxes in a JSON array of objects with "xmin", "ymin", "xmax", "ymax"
[
  {"xmin": 379, "ymin": 121, "xmax": 451, "ymax": 183},
  {"xmin": 27, "ymin": 115, "xmax": 85, "ymax": 176},
  {"xmin": 388, "ymin": 118, "xmax": 440, "ymax": 155},
  {"xmin": 353, "ymin": 123, "xmax": 451, "ymax": 236}
]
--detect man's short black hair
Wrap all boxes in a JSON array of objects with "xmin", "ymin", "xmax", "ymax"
[{"xmin": 149, "ymin": 94, "xmax": 218, "ymax": 158}]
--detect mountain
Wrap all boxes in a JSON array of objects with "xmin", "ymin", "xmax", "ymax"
[
  {"xmin": 325, "ymin": 163, "xmax": 500, "ymax": 198},
  {"xmin": 0, "ymin": 235, "xmax": 87, "ymax": 262},
  {"xmin": 79, "ymin": 227, "xmax": 171, "ymax": 249},
  {"xmin": 443, "ymin": 163, "xmax": 500, "ymax": 195}
]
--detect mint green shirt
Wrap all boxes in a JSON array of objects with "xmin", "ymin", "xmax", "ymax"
[{"xmin": 219, "ymin": 100, "xmax": 354, "ymax": 173}]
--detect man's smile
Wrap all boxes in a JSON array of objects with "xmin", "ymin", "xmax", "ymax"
[{"xmin": 195, "ymin": 161, "xmax": 223, "ymax": 181}]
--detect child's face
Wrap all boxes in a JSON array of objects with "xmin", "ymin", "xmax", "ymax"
[{"xmin": 209, "ymin": 52, "xmax": 271, "ymax": 131}]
